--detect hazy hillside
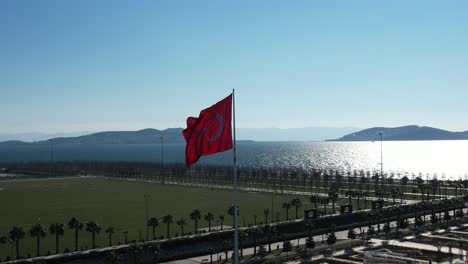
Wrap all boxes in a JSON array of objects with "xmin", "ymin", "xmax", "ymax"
[
  {"xmin": 0, "ymin": 128, "xmax": 185, "ymax": 145},
  {"xmin": 5, "ymin": 126, "xmax": 466, "ymax": 144},
  {"xmin": 331, "ymin": 125, "xmax": 468, "ymax": 141},
  {"xmin": 0, "ymin": 127, "xmax": 362, "ymax": 144}
]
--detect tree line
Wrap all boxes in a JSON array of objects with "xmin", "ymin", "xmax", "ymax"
[{"xmin": 4, "ymin": 161, "xmax": 468, "ymax": 202}]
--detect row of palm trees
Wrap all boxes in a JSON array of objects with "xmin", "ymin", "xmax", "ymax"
[
  {"xmin": 0, "ymin": 189, "xmax": 411, "ymax": 261},
  {"xmin": 2, "ymin": 196, "xmax": 465, "ymax": 262},
  {"xmin": 147, "ymin": 205, "xmax": 240, "ymax": 240},
  {"xmin": 0, "ymin": 196, "xmax": 306, "ymax": 261},
  {"xmin": 0, "ymin": 218, "xmax": 112, "ymax": 260},
  {"xmin": 4, "ymin": 187, "xmax": 464, "ymax": 261},
  {"xmin": 0, "ymin": 194, "xmax": 314, "ymax": 257},
  {"xmin": 147, "ymin": 197, "xmax": 308, "ymax": 242}
]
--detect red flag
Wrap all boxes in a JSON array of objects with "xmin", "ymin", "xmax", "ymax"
[{"xmin": 183, "ymin": 94, "xmax": 233, "ymax": 167}]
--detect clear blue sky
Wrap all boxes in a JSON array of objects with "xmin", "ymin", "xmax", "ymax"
[{"xmin": 2, "ymin": 0, "xmax": 468, "ymax": 133}]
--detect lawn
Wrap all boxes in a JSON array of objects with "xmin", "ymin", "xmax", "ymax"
[{"xmin": 0, "ymin": 177, "xmax": 304, "ymax": 259}]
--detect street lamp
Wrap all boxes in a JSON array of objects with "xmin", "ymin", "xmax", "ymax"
[
  {"xmin": 50, "ymin": 140, "xmax": 54, "ymax": 177},
  {"xmin": 144, "ymin": 194, "xmax": 149, "ymax": 240},
  {"xmin": 378, "ymin": 131, "xmax": 383, "ymax": 178},
  {"xmin": 160, "ymin": 135, "xmax": 164, "ymax": 184},
  {"xmin": 160, "ymin": 135, "xmax": 164, "ymax": 164}
]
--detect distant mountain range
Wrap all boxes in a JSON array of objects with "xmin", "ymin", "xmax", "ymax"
[
  {"xmin": 0, "ymin": 131, "xmax": 94, "ymax": 142},
  {"xmin": 330, "ymin": 125, "xmax": 468, "ymax": 141},
  {"xmin": 1, "ymin": 125, "xmax": 466, "ymax": 145},
  {"xmin": 0, "ymin": 127, "xmax": 361, "ymax": 144},
  {"xmin": 0, "ymin": 128, "xmax": 186, "ymax": 145}
]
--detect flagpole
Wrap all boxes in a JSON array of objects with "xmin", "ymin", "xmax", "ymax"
[{"xmin": 232, "ymin": 89, "xmax": 239, "ymax": 264}]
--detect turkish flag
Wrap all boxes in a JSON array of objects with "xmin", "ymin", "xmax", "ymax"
[{"xmin": 183, "ymin": 94, "xmax": 233, "ymax": 168}]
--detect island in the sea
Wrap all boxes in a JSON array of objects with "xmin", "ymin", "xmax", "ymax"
[{"xmin": 329, "ymin": 125, "xmax": 468, "ymax": 141}]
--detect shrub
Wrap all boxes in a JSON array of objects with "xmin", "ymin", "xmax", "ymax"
[
  {"xmin": 306, "ymin": 237, "xmax": 315, "ymax": 250},
  {"xmin": 282, "ymin": 240, "xmax": 292, "ymax": 252},
  {"xmin": 444, "ymin": 211, "xmax": 451, "ymax": 222},
  {"xmin": 258, "ymin": 245, "xmax": 267, "ymax": 256},
  {"xmin": 327, "ymin": 233, "xmax": 337, "ymax": 246},
  {"xmin": 431, "ymin": 214, "xmax": 439, "ymax": 225}
]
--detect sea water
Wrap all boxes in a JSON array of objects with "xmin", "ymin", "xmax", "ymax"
[{"xmin": 1, "ymin": 140, "xmax": 467, "ymax": 179}]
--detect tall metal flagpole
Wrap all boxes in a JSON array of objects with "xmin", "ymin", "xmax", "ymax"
[{"xmin": 232, "ymin": 89, "xmax": 239, "ymax": 264}]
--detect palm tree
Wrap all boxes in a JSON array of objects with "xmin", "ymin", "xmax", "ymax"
[
  {"xmin": 328, "ymin": 187, "xmax": 339, "ymax": 214},
  {"xmin": 222, "ymin": 240, "xmax": 231, "ymax": 260},
  {"xmin": 176, "ymin": 217, "xmax": 187, "ymax": 235},
  {"xmin": 247, "ymin": 226, "xmax": 261, "ymax": 255},
  {"xmin": 29, "ymin": 224, "xmax": 46, "ymax": 256},
  {"xmin": 371, "ymin": 173, "xmax": 380, "ymax": 190},
  {"xmin": 190, "ymin": 209, "xmax": 201, "ymax": 234},
  {"xmin": 86, "ymin": 221, "xmax": 101, "ymax": 249},
  {"xmin": 326, "ymin": 232, "xmax": 337, "ymax": 251},
  {"xmin": 227, "ymin": 205, "xmax": 238, "ymax": 226},
  {"xmin": 208, "ymin": 247, "xmax": 214, "ymax": 263},
  {"xmin": 107, "ymin": 251, "xmax": 121, "ymax": 264},
  {"xmin": 9, "ymin": 226, "xmax": 25, "ymax": 259},
  {"xmin": 415, "ymin": 177, "xmax": 425, "ymax": 202},
  {"xmin": 147, "ymin": 217, "xmax": 159, "ymax": 240},
  {"xmin": 239, "ymin": 230, "xmax": 247, "ymax": 257},
  {"xmin": 105, "ymin": 227, "xmax": 115, "ymax": 246},
  {"xmin": 128, "ymin": 243, "xmax": 143, "ymax": 264},
  {"xmin": 400, "ymin": 176, "xmax": 409, "ymax": 200},
  {"xmin": 375, "ymin": 189, "xmax": 385, "ymax": 201},
  {"xmin": 49, "ymin": 223, "xmax": 65, "ymax": 254},
  {"xmin": 0, "ymin": 235, "xmax": 6, "ymax": 245},
  {"xmin": 397, "ymin": 218, "xmax": 409, "ymax": 231},
  {"xmin": 367, "ymin": 225, "xmax": 376, "ymax": 239},
  {"xmin": 263, "ymin": 209, "xmax": 269, "ymax": 225},
  {"xmin": 68, "ymin": 217, "xmax": 83, "ymax": 252},
  {"xmin": 204, "ymin": 212, "xmax": 214, "ymax": 232},
  {"xmin": 162, "ymin": 214, "xmax": 173, "ymax": 238},
  {"xmin": 291, "ymin": 198, "xmax": 303, "ymax": 219},
  {"xmin": 123, "ymin": 231, "xmax": 128, "ymax": 244},
  {"xmin": 305, "ymin": 220, "xmax": 315, "ymax": 241},
  {"xmin": 218, "ymin": 215, "xmax": 225, "ymax": 230},
  {"xmin": 391, "ymin": 188, "xmax": 400, "ymax": 205},
  {"xmin": 310, "ymin": 195, "xmax": 318, "ymax": 209},
  {"xmin": 347, "ymin": 228, "xmax": 357, "ymax": 240},
  {"xmin": 383, "ymin": 222, "xmax": 391, "ymax": 239},
  {"xmin": 353, "ymin": 190, "xmax": 361, "ymax": 210},
  {"xmin": 282, "ymin": 202, "xmax": 291, "ymax": 220},
  {"xmin": 345, "ymin": 190, "xmax": 354, "ymax": 205},
  {"xmin": 149, "ymin": 243, "xmax": 161, "ymax": 263},
  {"xmin": 320, "ymin": 197, "xmax": 330, "ymax": 215},
  {"xmin": 261, "ymin": 225, "xmax": 277, "ymax": 252},
  {"xmin": 361, "ymin": 191, "xmax": 369, "ymax": 209},
  {"xmin": 415, "ymin": 216, "xmax": 424, "ymax": 229},
  {"xmin": 306, "ymin": 237, "xmax": 315, "ymax": 255},
  {"xmin": 444, "ymin": 211, "xmax": 451, "ymax": 223}
]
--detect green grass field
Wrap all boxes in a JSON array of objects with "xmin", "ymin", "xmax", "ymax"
[{"xmin": 0, "ymin": 177, "xmax": 306, "ymax": 259}]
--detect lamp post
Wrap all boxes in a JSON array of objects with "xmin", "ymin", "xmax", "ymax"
[
  {"xmin": 144, "ymin": 194, "xmax": 149, "ymax": 240},
  {"xmin": 379, "ymin": 132, "xmax": 383, "ymax": 178},
  {"xmin": 160, "ymin": 135, "xmax": 164, "ymax": 184},
  {"xmin": 50, "ymin": 140, "xmax": 54, "ymax": 177}
]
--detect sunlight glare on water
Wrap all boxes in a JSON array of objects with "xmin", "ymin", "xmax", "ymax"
[{"xmin": 1, "ymin": 140, "xmax": 468, "ymax": 179}]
